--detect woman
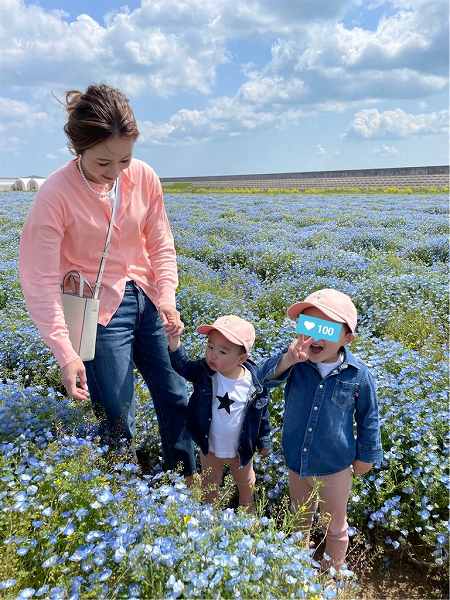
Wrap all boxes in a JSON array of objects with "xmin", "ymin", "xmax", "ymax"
[{"xmin": 19, "ymin": 83, "xmax": 195, "ymax": 475}]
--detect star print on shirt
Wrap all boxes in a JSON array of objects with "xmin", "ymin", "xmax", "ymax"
[{"xmin": 216, "ymin": 392, "xmax": 235, "ymax": 414}]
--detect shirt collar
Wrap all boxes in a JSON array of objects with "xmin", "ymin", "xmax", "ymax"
[
  {"xmin": 342, "ymin": 346, "xmax": 360, "ymax": 369},
  {"xmin": 306, "ymin": 346, "xmax": 360, "ymax": 373}
]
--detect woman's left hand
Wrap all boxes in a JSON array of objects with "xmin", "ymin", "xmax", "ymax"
[{"xmin": 159, "ymin": 304, "xmax": 184, "ymax": 336}]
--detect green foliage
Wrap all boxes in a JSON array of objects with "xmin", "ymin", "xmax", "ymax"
[
  {"xmin": 384, "ymin": 307, "xmax": 444, "ymax": 355},
  {"xmin": 164, "ymin": 184, "xmax": 449, "ymax": 195}
]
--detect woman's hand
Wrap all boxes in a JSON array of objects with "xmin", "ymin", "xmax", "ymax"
[
  {"xmin": 62, "ymin": 357, "xmax": 90, "ymax": 401},
  {"xmin": 159, "ymin": 304, "xmax": 184, "ymax": 337},
  {"xmin": 352, "ymin": 460, "xmax": 373, "ymax": 475}
]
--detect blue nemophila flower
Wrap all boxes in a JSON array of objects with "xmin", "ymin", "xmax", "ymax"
[
  {"xmin": 69, "ymin": 546, "xmax": 91, "ymax": 562},
  {"xmin": 42, "ymin": 555, "xmax": 59, "ymax": 568},
  {"xmin": 31, "ymin": 520, "xmax": 43, "ymax": 529},
  {"xmin": 0, "ymin": 579, "xmax": 16, "ymax": 590},
  {"xmin": 35, "ymin": 585, "xmax": 49, "ymax": 597},
  {"xmin": 114, "ymin": 546, "xmax": 126, "ymax": 563},
  {"xmin": 48, "ymin": 586, "xmax": 65, "ymax": 600},
  {"xmin": 62, "ymin": 521, "xmax": 76, "ymax": 536},
  {"xmin": 16, "ymin": 588, "xmax": 36, "ymax": 599},
  {"xmin": 97, "ymin": 569, "xmax": 112, "ymax": 582},
  {"xmin": 167, "ymin": 574, "xmax": 184, "ymax": 598}
]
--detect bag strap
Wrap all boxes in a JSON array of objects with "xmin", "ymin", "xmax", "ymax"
[{"xmin": 93, "ymin": 178, "xmax": 120, "ymax": 300}]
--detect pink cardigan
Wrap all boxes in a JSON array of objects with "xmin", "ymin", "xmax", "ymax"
[{"xmin": 19, "ymin": 158, "xmax": 178, "ymax": 368}]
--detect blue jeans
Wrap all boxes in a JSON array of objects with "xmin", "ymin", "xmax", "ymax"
[{"xmin": 84, "ymin": 281, "xmax": 195, "ymax": 475}]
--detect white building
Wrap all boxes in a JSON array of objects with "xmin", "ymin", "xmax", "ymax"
[
  {"xmin": 0, "ymin": 177, "xmax": 17, "ymax": 192},
  {"xmin": 0, "ymin": 177, "xmax": 46, "ymax": 191}
]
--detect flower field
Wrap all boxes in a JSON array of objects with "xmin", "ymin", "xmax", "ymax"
[{"xmin": 0, "ymin": 190, "xmax": 448, "ymax": 599}]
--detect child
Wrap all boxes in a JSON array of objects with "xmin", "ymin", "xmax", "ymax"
[
  {"xmin": 259, "ymin": 288, "xmax": 383, "ymax": 570},
  {"xmin": 168, "ymin": 315, "xmax": 271, "ymax": 508}
]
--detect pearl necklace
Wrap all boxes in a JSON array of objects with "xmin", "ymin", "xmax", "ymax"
[{"xmin": 77, "ymin": 156, "xmax": 116, "ymax": 198}]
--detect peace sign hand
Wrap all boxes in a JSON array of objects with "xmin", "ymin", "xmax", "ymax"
[
  {"xmin": 273, "ymin": 335, "xmax": 314, "ymax": 378},
  {"xmin": 286, "ymin": 335, "xmax": 314, "ymax": 365}
]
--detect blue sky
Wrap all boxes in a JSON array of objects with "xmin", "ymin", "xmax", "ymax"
[{"xmin": 0, "ymin": 0, "xmax": 448, "ymax": 177}]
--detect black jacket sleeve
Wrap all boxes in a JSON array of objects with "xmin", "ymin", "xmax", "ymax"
[{"xmin": 169, "ymin": 344, "xmax": 205, "ymax": 383}]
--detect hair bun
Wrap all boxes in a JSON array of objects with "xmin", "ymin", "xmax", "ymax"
[
  {"xmin": 65, "ymin": 90, "xmax": 83, "ymax": 114},
  {"xmin": 63, "ymin": 83, "xmax": 139, "ymax": 154}
]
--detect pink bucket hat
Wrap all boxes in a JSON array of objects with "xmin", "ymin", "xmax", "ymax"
[
  {"xmin": 287, "ymin": 288, "xmax": 358, "ymax": 333},
  {"xmin": 197, "ymin": 315, "xmax": 255, "ymax": 353}
]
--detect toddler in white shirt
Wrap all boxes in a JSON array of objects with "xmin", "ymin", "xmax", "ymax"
[{"xmin": 168, "ymin": 315, "xmax": 272, "ymax": 508}]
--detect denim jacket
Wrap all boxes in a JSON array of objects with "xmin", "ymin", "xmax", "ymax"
[
  {"xmin": 169, "ymin": 344, "xmax": 272, "ymax": 467},
  {"xmin": 259, "ymin": 346, "xmax": 383, "ymax": 476}
]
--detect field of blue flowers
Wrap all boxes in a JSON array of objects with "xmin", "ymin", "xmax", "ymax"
[{"xmin": 0, "ymin": 191, "xmax": 448, "ymax": 599}]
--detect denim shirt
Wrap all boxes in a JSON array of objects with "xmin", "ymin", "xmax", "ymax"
[
  {"xmin": 259, "ymin": 346, "xmax": 383, "ymax": 476},
  {"xmin": 169, "ymin": 345, "xmax": 272, "ymax": 467}
]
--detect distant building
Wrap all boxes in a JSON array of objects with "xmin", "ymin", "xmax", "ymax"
[
  {"xmin": 0, "ymin": 177, "xmax": 17, "ymax": 192},
  {"xmin": 0, "ymin": 176, "xmax": 46, "ymax": 192}
]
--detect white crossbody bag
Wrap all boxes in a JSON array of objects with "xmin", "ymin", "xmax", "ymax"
[{"xmin": 61, "ymin": 180, "xmax": 120, "ymax": 361}]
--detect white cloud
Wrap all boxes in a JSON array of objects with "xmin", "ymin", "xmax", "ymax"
[
  {"xmin": 347, "ymin": 108, "xmax": 449, "ymax": 139},
  {"xmin": 130, "ymin": 0, "xmax": 353, "ymax": 38},
  {"xmin": 0, "ymin": 96, "xmax": 48, "ymax": 152},
  {"xmin": 0, "ymin": 0, "xmax": 447, "ymax": 152},
  {"xmin": 239, "ymin": 76, "xmax": 306, "ymax": 105},
  {"xmin": 0, "ymin": 97, "xmax": 48, "ymax": 139},
  {"xmin": 372, "ymin": 144, "xmax": 399, "ymax": 156},
  {"xmin": 132, "ymin": 0, "xmax": 447, "ymax": 146},
  {"xmin": 139, "ymin": 95, "xmax": 290, "ymax": 144},
  {"xmin": 296, "ymin": 2, "xmax": 448, "ymax": 75},
  {"xmin": 0, "ymin": 0, "xmax": 228, "ymax": 96}
]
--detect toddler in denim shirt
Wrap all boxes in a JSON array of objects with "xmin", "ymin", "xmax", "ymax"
[{"xmin": 260, "ymin": 288, "xmax": 382, "ymax": 570}]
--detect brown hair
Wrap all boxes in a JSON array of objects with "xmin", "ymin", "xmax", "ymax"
[{"xmin": 63, "ymin": 84, "xmax": 139, "ymax": 154}]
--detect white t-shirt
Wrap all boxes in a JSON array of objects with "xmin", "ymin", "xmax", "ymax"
[
  {"xmin": 316, "ymin": 354, "xmax": 344, "ymax": 378},
  {"xmin": 208, "ymin": 367, "xmax": 252, "ymax": 458}
]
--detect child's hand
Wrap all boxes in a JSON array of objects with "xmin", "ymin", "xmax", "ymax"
[
  {"xmin": 273, "ymin": 335, "xmax": 313, "ymax": 378},
  {"xmin": 286, "ymin": 335, "xmax": 313, "ymax": 365},
  {"xmin": 352, "ymin": 460, "xmax": 373, "ymax": 475},
  {"xmin": 258, "ymin": 447, "xmax": 270, "ymax": 458}
]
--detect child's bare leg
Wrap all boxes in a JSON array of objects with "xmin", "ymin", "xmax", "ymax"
[
  {"xmin": 230, "ymin": 458, "xmax": 256, "ymax": 509},
  {"xmin": 288, "ymin": 470, "xmax": 318, "ymax": 544},
  {"xmin": 199, "ymin": 451, "xmax": 223, "ymax": 504},
  {"xmin": 318, "ymin": 467, "xmax": 353, "ymax": 571}
]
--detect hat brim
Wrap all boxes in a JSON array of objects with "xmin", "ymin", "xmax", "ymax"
[
  {"xmin": 196, "ymin": 325, "xmax": 249, "ymax": 352},
  {"xmin": 287, "ymin": 301, "xmax": 354, "ymax": 331}
]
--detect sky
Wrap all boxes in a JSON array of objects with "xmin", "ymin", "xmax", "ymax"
[{"xmin": 0, "ymin": 0, "xmax": 448, "ymax": 177}]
